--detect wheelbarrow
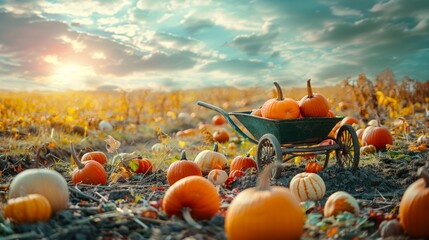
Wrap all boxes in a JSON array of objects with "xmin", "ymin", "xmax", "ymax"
[{"xmin": 197, "ymin": 101, "xmax": 360, "ymax": 178}]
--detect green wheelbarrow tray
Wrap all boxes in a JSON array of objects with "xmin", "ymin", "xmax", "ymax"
[{"xmin": 197, "ymin": 101, "xmax": 343, "ymax": 145}]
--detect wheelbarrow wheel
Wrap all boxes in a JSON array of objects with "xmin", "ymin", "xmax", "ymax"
[
  {"xmin": 257, "ymin": 133, "xmax": 283, "ymax": 178},
  {"xmin": 335, "ymin": 124, "xmax": 360, "ymax": 170}
]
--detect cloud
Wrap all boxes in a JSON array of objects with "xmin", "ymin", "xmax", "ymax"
[
  {"xmin": 0, "ymin": 11, "xmax": 200, "ymax": 81},
  {"xmin": 202, "ymin": 59, "xmax": 271, "ymax": 74},
  {"xmin": 228, "ymin": 31, "xmax": 279, "ymax": 56},
  {"xmin": 181, "ymin": 16, "xmax": 215, "ymax": 34},
  {"xmin": 330, "ymin": 6, "xmax": 362, "ymax": 17}
]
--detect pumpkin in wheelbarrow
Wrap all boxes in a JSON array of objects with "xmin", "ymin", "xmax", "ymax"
[{"xmin": 261, "ymin": 82, "xmax": 300, "ymax": 120}]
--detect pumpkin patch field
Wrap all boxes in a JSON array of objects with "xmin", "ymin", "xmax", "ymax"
[{"xmin": 0, "ymin": 75, "xmax": 428, "ymax": 239}]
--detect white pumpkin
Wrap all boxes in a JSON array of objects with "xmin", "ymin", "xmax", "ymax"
[
  {"xmin": 324, "ymin": 191, "xmax": 360, "ymax": 217},
  {"xmin": 9, "ymin": 169, "xmax": 69, "ymax": 213},
  {"xmin": 151, "ymin": 143, "xmax": 167, "ymax": 153},
  {"xmin": 194, "ymin": 143, "xmax": 227, "ymax": 174},
  {"xmin": 207, "ymin": 169, "xmax": 228, "ymax": 186},
  {"xmin": 289, "ymin": 172, "xmax": 326, "ymax": 202}
]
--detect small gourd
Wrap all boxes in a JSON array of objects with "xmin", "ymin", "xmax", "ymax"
[
  {"xmin": 289, "ymin": 172, "xmax": 326, "ymax": 201},
  {"xmin": 304, "ymin": 161, "xmax": 323, "ymax": 174}
]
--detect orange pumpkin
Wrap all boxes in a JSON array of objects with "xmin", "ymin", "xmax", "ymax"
[
  {"xmin": 251, "ymin": 108, "xmax": 262, "ymax": 117},
  {"xmin": 324, "ymin": 191, "xmax": 359, "ymax": 217},
  {"xmin": 229, "ymin": 170, "xmax": 245, "ymax": 178},
  {"xmin": 299, "ymin": 79, "xmax": 330, "ymax": 117},
  {"xmin": 340, "ymin": 116, "xmax": 359, "ymax": 126},
  {"xmin": 225, "ymin": 163, "xmax": 305, "ymax": 239},
  {"xmin": 162, "ymin": 175, "xmax": 220, "ymax": 220},
  {"xmin": 327, "ymin": 110, "xmax": 336, "ymax": 117},
  {"xmin": 305, "ymin": 161, "xmax": 323, "ymax": 173},
  {"xmin": 71, "ymin": 143, "xmax": 107, "ymax": 185},
  {"xmin": 8, "ymin": 169, "xmax": 69, "ymax": 213},
  {"xmin": 230, "ymin": 154, "xmax": 257, "ymax": 172},
  {"xmin": 194, "ymin": 143, "xmax": 228, "ymax": 174},
  {"xmin": 81, "ymin": 151, "xmax": 107, "ymax": 165},
  {"xmin": 167, "ymin": 151, "xmax": 202, "ymax": 186},
  {"xmin": 132, "ymin": 157, "xmax": 153, "ymax": 174},
  {"xmin": 361, "ymin": 124, "xmax": 393, "ymax": 151},
  {"xmin": 213, "ymin": 128, "xmax": 230, "ymax": 143},
  {"xmin": 212, "ymin": 114, "xmax": 227, "ymax": 126},
  {"xmin": 3, "ymin": 194, "xmax": 52, "ymax": 223},
  {"xmin": 399, "ymin": 167, "xmax": 429, "ymax": 238},
  {"xmin": 289, "ymin": 172, "xmax": 326, "ymax": 201},
  {"xmin": 261, "ymin": 82, "xmax": 300, "ymax": 119}
]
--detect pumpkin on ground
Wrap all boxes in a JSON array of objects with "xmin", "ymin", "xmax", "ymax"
[
  {"xmin": 305, "ymin": 161, "xmax": 323, "ymax": 173},
  {"xmin": 299, "ymin": 79, "xmax": 330, "ymax": 117},
  {"xmin": 8, "ymin": 168, "xmax": 69, "ymax": 213},
  {"xmin": 379, "ymin": 219, "xmax": 403, "ymax": 239},
  {"xmin": 324, "ymin": 191, "xmax": 360, "ymax": 217},
  {"xmin": 212, "ymin": 114, "xmax": 227, "ymax": 126},
  {"xmin": 230, "ymin": 154, "xmax": 257, "ymax": 172},
  {"xmin": 213, "ymin": 128, "xmax": 230, "ymax": 143},
  {"xmin": 3, "ymin": 194, "xmax": 52, "ymax": 223},
  {"xmin": 225, "ymin": 163, "xmax": 305, "ymax": 240},
  {"xmin": 260, "ymin": 82, "xmax": 300, "ymax": 119},
  {"xmin": 132, "ymin": 157, "xmax": 153, "ymax": 174},
  {"xmin": 71, "ymin": 143, "xmax": 107, "ymax": 185},
  {"xmin": 398, "ymin": 167, "xmax": 429, "ymax": 238},
  {"xmin": 229, "ymin": 170, "xmax": 245, "ymax": 178},
  {"xmin": 167, "ymin": 151, "xmax": 202, "ymax": 186},
  {"xmin": 361, "ymin": 122, "xmax": 393, "ymax": 151},
  {"xmin": 81, "ymin": 151, "xmax": 107, "ymax": 165},
  {"xmin": 207, "ymin": 169, "xmax": 228, "ymax": 186},
  {"xmin": 194, "ymin": 143, "xmax": 228, "ymax": 174},
  {"xmin": 162, "ymin": 175, "xmax": 220, "ymax": 220},
  {"xmin": 289, "ymin": 172, "xmax": 326, "ymax": 201}
]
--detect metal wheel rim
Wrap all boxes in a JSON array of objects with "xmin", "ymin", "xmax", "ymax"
[
  {"xmin": 257, "ymin": 134, "xmax": 283, "ymax": 178},
  {"xmin": 336, "ymin": 125, "xmax": 359, "ymax": 170}
]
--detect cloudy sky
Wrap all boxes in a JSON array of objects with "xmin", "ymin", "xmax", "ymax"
[{"xmin": 0, "ymin": 0, "xmax": 428, "ymax": 91}]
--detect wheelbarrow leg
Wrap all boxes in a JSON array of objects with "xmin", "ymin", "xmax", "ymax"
[{"xmin": 257, "ymin": 133, "xmax": 283, "ymax": 178}]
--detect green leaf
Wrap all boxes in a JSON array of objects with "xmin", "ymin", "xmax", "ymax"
[{"xmin": 128, "ymin": 160, "xmax": 139, "ymax": 172}]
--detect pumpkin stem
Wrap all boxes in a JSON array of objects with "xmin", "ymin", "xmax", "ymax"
[
  {"xmin": 417, "ymin": 167, "xmax": 429, "ymax": 186},
  {"xmin": 70, "ymin": 142, "xmax": 85, "ymax": 169},
  {"xmin": 256, "ymin": 162, "xmax": 278, "ymax": 191},
  {"xmin": 213, "ymin": 142, "xmax": 219, "ymax": 152},
  {"xmin": 182, "ymin": 207, "xmax": 202, "ymax": 229},
  {"xmin": 180, "ymin": 150, "xmax": 187, "ymax": 160},
  {"xmin": 273, "ymin": 82, "xmax": 284, "ymax": 100},
  {"xmin": 306, "ymin": 79, "xmax": 314, "ymax": 98}
]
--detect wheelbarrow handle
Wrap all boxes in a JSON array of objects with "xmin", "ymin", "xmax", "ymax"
[{"xmin": 197, "ymin": 101, "xmax": 258, "ymax": 144}]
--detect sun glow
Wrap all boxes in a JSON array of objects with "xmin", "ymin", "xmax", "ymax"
[{"xmin": 49, "ymin": 64, "xmax": 96, "ymax": 90}]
